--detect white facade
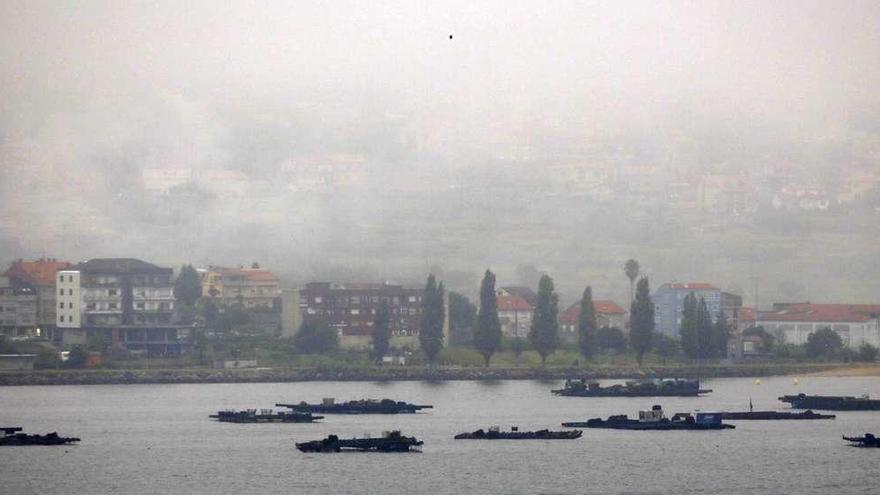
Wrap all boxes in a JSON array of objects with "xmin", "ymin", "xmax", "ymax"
[
  {"xmin": 498, "ymin": 309, "xmax": 531, "ymax": 338},
  {"xmin": 56, "ymin": 270, "xmax": 81, "ymax": 328},
  {"xmin": 762, "ymin": 320, "xmax": 880, "ymax": 349}
]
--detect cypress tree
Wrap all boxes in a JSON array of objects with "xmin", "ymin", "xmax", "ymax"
[
  {"xmin": 630, "ymin": 277, "xmax": 655, "ymax": 366},
  {"xmin": 679, "ymin": 293, "xmax": 699, "ymax": 359},
  {"xmin": 529, "ymin": 274, "xmax": 559, "ymax": 366},
  {"xmin": 419, "ymin": 274, "xmax": 445, "ymax": 365},
  {"xmin": 371, "ymin": 302, "xmax": 391, "ymax": 363},
  {"xmin": 695, "ymin": 297, "xmax": 713, "ymax": 359},
  {"xmin": 577, "ymin": 286, "xmax": 597, "ymax": 359},
  {"xmin": 474, "ymin": 269, "xmax": 502, "ymax": 366},
  {"xmin": 174, "ymin": 264, "xmax": 202, "ymax": 306},
  {"xmin": 713, "ymin": 312, "xmax": 733, "ymax": 359}
]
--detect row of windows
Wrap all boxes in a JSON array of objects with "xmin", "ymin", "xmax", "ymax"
[
  {"xmin": 58, "ymin": 288, "xmax": 74, "ymax": 296},
  {"xmin": 305, "ymin": 295, "xmax": 421, "ymax": 305}
]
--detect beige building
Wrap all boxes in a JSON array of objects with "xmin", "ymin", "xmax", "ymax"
[
  {"xmin": 2, "ymin": 258, "xmax": 72, "ymax": 339},
  {"xmin": 201, "ymin": 266, "xmax": 280, "ymax": 309}
]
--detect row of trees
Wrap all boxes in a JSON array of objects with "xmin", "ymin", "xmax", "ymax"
[{"xmin": 469, "ymin": 266, "xmax": 657, "ymax": 367}]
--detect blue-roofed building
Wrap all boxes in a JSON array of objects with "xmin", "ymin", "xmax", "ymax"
[{"xmin": 653, "ymin": 283, "xmax": 722, "ymax": 337}]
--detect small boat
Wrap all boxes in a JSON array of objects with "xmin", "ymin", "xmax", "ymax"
[
  {"xmin": 553, "ymin": 379, "xmax": 711, "ymax": 397},
  {"xmin": 295, "ymin": 430, "xmax": 423, "ymax": 452},
  {"xmin": 562, "ymin": 405, "xmax": 734, "ymax": 430},
  {"xmin": 209, "ymin": 409, "xmax": 323, "ymax": 423},
  {"xmin": 843, "ymin": 433, "xmax": 880, "ymax": 448},
  {"xmin": 779, "ymin": 393, "xmax": 880, "ymax": 411},
  {"xmin": 1, "ymin": 427, "xmax": 80, "ymax": 446},
  {"xmin": 454, "ymin": 426, "xmax": 582, "ymax": 440},
  {"xmin": 276, "ymin": 398, "xmax": 433, "ymax": 414}
]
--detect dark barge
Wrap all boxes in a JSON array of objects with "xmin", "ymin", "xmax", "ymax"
[
  {"xmin": 719, "ymin": 410, "xmax": 835, "ymax": 420},
  {"xmin": 843, "ymin": 433, "xmax": 880, "ymax": 448},
  {"xmin": 295, "ymin": 431, "xmax": 423, "ymax": 452},
  {"xmin": 454, "ymin": 426, "xmax": 582, "ymax": 440},
  {"xmin": 562, "ymin": 405, "xmax": 734, "ymax": 430},
  {"xmin": 552, "ymin": 379, "xmax": 711, "ymax": 397},
  {"xmin": 779, "ymin": 393, "xmax": 880, "ymax": 411},
  {"xmin": 1, "ymin": 427, "xmax": 80, "ymax": 446},
  {"xmin": 209, "ymin": 409, "xmax": 323, "ymax": 423},
  {"xmin": 277, "ymin": 398, "xmax": 433, "ymax": 414}
]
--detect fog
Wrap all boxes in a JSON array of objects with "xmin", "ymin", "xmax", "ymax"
[{"xmin": 2, "ymin": 0, "xmax": 879, "ymax": 307}]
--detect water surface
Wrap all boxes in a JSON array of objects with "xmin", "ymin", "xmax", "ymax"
[{"xmin": 1, "ymin": 377, "xmax": 878, "ymax": 494}]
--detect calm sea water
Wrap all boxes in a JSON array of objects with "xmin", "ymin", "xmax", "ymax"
[{"xmin": 1, "ymin": 376, "xmax": 878, "ymax": 494}]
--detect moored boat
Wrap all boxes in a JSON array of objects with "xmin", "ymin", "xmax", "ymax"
[
  {"xmin": 295, "ymin": 430, "xmax": 423, "ymax": 452},
  {"xmin": 719, "ymin": 410, "xmax": 835, "ymax": 420},
  {"xmin": 1, "ymin": 427, "xmax": 80, "ymax": 446},
  {"xmin": 276, "ymin": 398, "xmax": 433, "ymax": 414},
  {"xmin": 552, "ymin": 379, "xmax": 711, "ymax": 397},
  {"xmin": 209, "ymin": 409, "xmax": 323, "ymax": 423},
  {"xmin": 562, "ymin": 405, "xmax": 734, "ymax": 430},
  {"xmin": 843, "ymin": 433, "xmax": 880, "ymax": 448},
  {"xmin": 779, "ymin": 393, "xmax": 880, "ymax": 411},
  {"xmin": 454, "ymin": 426, "xmax": 582, "ymax": 440}
]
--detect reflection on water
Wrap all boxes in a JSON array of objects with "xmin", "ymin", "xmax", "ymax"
[{"xmin": 1, "ymin": 377, "xmax": 878, "ymax": 494}]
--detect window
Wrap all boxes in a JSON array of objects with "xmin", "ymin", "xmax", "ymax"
[
  {"xmin": 59, "ymin": 315, "xmax": 65, "ymax": 323},
  {"xmin": 109, "ymin": 289, "xmax": 118, "ymax": 297},
  {"xmin": 68, "ymin": 289, "xmax": 73, "ymax": 295},
  {"xmin": 59, "ymin": 302, "xmax": 64, "ymax": 309},
  {"xmin": 59, "ymin": 288, "xmax": 64, "ymax": 296},
  {"xmin": 136, "ymin": 302, "xmax": 145, "ymax": 310},
  {"xmin": 109, "ymin": 303, "xmax": 118, "ymax": 310}
]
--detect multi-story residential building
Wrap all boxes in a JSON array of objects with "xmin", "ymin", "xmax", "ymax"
[
  {"xmin": 201, "ymin": 266, "xmax": 280, "ymax": 310},
  {"xmin": 0, "ymin": 276, "xmax": 37, "ymax": 338},
  {"xmin": 653, "ymin": 283, "xmax": 722, "ymax": 337},
  {"xmin": 2, "ymin": 258, "xmax": 72, "ymax": 338},
  {"xmin": 56, "ymin": 258, "xmax": 187, "ymax": 354},
  {"xmin": 758, "ymin": 303, "xmax": 880, "ymax": 349},
  {"xmin": 293, "ymin": 282, "xmax": 448, "ymax": 350}
]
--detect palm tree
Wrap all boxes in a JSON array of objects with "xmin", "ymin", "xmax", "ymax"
[{"xmin": 624, "ymin": 259, "xmax": 640, "ymax": 306}]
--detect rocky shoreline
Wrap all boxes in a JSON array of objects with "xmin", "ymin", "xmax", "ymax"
[{"xmin": 0, "ymin": 363, "xmax": 843, "ymax": 386}]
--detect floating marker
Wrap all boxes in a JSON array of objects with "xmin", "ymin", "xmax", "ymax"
[{"xmin": 754, "ymin": 378, "xmax": 761, "ymax": 385}]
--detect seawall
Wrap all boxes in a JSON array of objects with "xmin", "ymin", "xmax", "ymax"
[{"xmin": 0, "ymin": 363, "xmax": 843, "ymax": 386}]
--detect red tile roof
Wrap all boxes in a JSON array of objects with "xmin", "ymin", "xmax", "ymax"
[
  {"xmin": 212, "ymin": 267, "xmax": 279, "ymax": 283},
  {"xmin": 739, "ymin": 307, "xmax": 757, "ymax": 323},
  {"xmin": 665, "ymin": 283, "xmax": 717, "ymax": 290},
  {"xmin": 241, "ymin": 269, "xmax": 279, "ymax": 283},
  {"xmin": 496, "ymin": 295, "xmax": 533, "ymax": 312},
  {"xmin": 759, "ymin": 304, "xmax": 880, "ymax": 323},
  {"xmin": 4, "ymin": 259, "xmax": 72, "ymax": 286},
  {"xmin": 560, "ymin": 300, "xmax": 626, "ymax": 323}
]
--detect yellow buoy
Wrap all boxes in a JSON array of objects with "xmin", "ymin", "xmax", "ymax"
[
  {"xmin": 754, "ymin": 378, "xmax": 761, "ymax": 385},
  {"xmin": 793, "ymin": 378, "xmax": 799, "ymax": 385}
]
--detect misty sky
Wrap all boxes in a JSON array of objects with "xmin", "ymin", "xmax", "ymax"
[{"xmin": 2, "ymin": 1, "xmax": 880, "ymax": 306}]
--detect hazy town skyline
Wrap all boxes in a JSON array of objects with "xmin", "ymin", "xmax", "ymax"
[{"xmin": 2, "ymin": 1, "xmax": 880, "ymax": 306}]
